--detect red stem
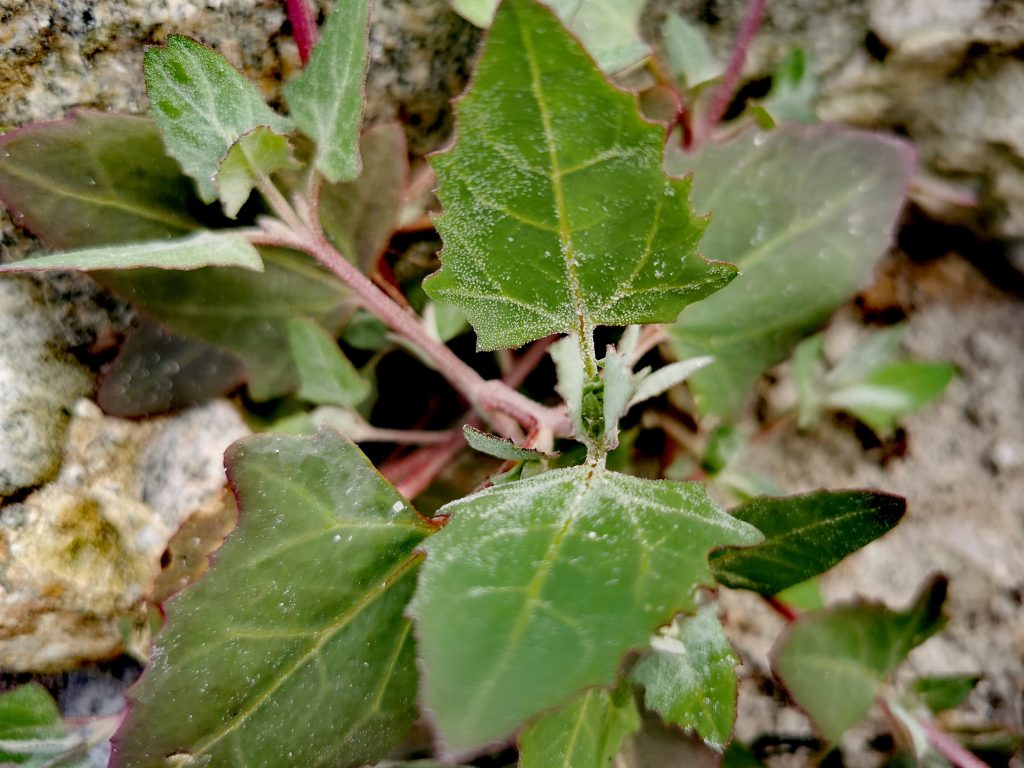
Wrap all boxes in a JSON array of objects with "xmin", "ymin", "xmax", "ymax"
[
  {"xmin": 917, "ymin": 717, "xmax": 991, "ymax": 768},
  {"xmin": 764, "ymin": 595, "xmax": 799, "ymax": 623},
  {"xmin": 693, "ymin": 0, "xmax": 767, "ymax": 147},
  {"xmin": 285, "ymin": 0, "xmax": 318, "ymax": 65}
]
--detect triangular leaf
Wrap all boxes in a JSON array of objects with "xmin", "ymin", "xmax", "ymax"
[
  {"xmin": 0, "ymin": 111, "xmax": 199, "ymax": 249},
  {"xmin": 913, "ymin": 675, "xmax": 981, "ymax": 714},
  {"xmin": 425, "ymin": 0, "xmax": 735, "ymax": 351},
  {"xmin": 518, "ymin": 683, "xmax": 640, "ymax": 767},
  {"xmin": 288, "ymin": 317, "xmax": 371, "ymax": 407},
  {"xmin": 668, "ymin": 126, "xmax": 914, "ymax": 417},
  {"xmin": 409, "ymin": 466, "xmax": 761, "ymax": 754},
  {"xmin": 98, "ymin": 248, "xmax": 350, "ymax": 401},
  {"xmin": 145, "ymin": 35, "xmax": 291, "ymax": 202},
  {"xmin": 216, "ymin": 127, "xmax": 300, "ymax": 218},
  {"xmin": 110, "ymin": 429, "xmax": 432, "ymax": 768},
  {"xmin": 710, "ymin": 490, "xmax": 906, "ymax": 596},
  {"xmin": 772, "ymin": 575, "xmax": 948, "ymax": 743},
  {"xmin": 630, "ymin": 605, "xmax": 738, "ymax": 750},
  {"xmin": 284, "ymin": 0, "xmax": 370, "ymax": 182},
  {"xmin": 0, "ymin": 231, "xmax": 262, "ymax": 273}
]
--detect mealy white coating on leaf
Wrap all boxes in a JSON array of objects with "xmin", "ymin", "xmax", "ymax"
[
  {"xmin": 601, "ymin": 346, "xmax": 634, "ymax": 448},
  {"xmin": 628, "ymin": 356, "xmax": 713, "ymax": 408},
  {"xmin": 145, "ymin": 35, "xmax": 291, "ymax": 203}
]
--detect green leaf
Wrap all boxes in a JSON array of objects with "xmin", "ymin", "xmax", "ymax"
[
  {"xmin": 409, "ymin": 466, "xmax": 761, "ymax": 754},
  {"xmin": 551, "ymin": 334, "xmax": 587, "ymax": 438},
  {"xmin": 452, "ymin": 0, "xmax": 649, "ymax": 73},
  {"xmin": 288, "ymin": 318, "xmax": 370, "ymax": 407},
  {"xmin": 774, "ymin": 578, "xmax": 825, "ymax": 612},
  {"xmin": 518, "ymin": 683, "xmax": 640, "ymax": 767},
  {"xmin": 110, "ymin": 429, "xmax": 432, "ymax": 768},
  {"xmin": 463, "ymin": 425, "xmax": 552, "ymax": 461},
  {"xmin": 758, "ymin": 48, "xmax": 818, "ymax": 125},
  {"xmin": 824, "ymin": 361, "xmax": 956, "ymax": 435},
  {"xmin": 792, "ymin": 334, "xmax": 826, "ymax": 429},
  {"xmin": 216, "ymin": 127, "xmax": 299, "ymax": 218},
  {"xmin": 602, "ymin": 345, "xmax": 635, "ymax": 449},
  {"xmin": 0, "ymin": 684, "xmax": 63, "ymax": 763},
  {"xmin": 98, "ymin": 248, "xmax": 350, "ymax": 401},
  {"xmin": 425, "ymin": 0, "xmax": 735, "ymax": 351},
  {"xmin": 662, "ymin": 13, "xmax": 722, "ymax": 89},
  {"xmin": 318, "ymin": 124, "xmax": 408, "ymax": 272},
  {"xmin": 0, "ymin": 231, "xmax": 262, "ymax": 273},
  {"xmin": 710, "ymin": 490, "xmax": 906, "ymax": 596},
  {"xmin": 0, "ymin": 111, "xmax": 200, "ymax": 249},
  {"xmin": 97, "ymin": 321, "xmax": 245, "ymax": 418},
  {"xmin": 284, "ymin": 0, "xmax": 370, "ymax": 182},
  {"xmin": 630, "ymin": 357, "xmax": 712, "ymax": 409},
  {"xmin": 913, "ymin": 675, "xmax": 981, "ymax": 713},
  {"xmin": 721, "ymin": 742, "xmax": 765, "ymax": 768},
  {"xmin": 629, "ymin": 605, "xmax": 738, "ymax": 750},
  {"xmin": 772, "ymin": 575, "xmax": 948, "ymax": 743},
  {"xmin": 825, "ymin": 324, "xmax": 906, "ymax": 388},
  {"xmin": 145, "ymin": 35, "xmax": 291, "ymax": 203},
  {"xmin": 668, "ymin": 125, "xmax": 914, "ymax": 417}
]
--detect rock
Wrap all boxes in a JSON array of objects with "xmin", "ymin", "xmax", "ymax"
[
  {"xmin": 0, "ymin": 279, "xmax": 92, "ymax": 497},
  {"xmin": 0, "ymin": 399, "xmax": 247, "ymax": 672}
]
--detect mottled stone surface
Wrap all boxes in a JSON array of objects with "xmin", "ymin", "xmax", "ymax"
[
  {"xmin": 0, "ymin": 399, "xmax": 247, "ymax": 672},
  {"xmin": 0, "ymin": 279, "xmax": 92, "ymax": 496}
]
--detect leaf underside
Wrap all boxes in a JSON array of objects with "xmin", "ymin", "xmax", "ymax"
[
  {"xmin": 668, "ymin": 125, "xmax": 914, "ymax": 417},
  {"xmin": 110, "ymin": 429, "xmax": 431, "ymax": 768},
  {"xmin": 710, "ymin": 490, "xmax": 906, "ymax": 596},
  {"xmin": 772, "ymin": 575, "xmax": 948, "ymax": 743},
  {"xmin": 409, "ymin": 465, "xmax": 761, "ymax": 755},
  {"xmin": 425, "ymin": 0, "xmax": 735, "ymax": 351},
  {"xmin": 630, "ymin": 605, "xmax": 738, "ymax": 750}
]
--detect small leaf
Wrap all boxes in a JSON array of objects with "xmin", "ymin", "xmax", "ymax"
[
  {"xmin": 825, "ymin": 324, "xmax": 906, "ymax": 388},
  {"xmin": 772, "ymin": 575, "xmax": 948, "ymax": 743},
  {"xmin": 110, "ymin": 429, "xmax": 432, "ymax": 768},
  {"xmin": 425, "ymin": 0, "xmax": 735, "ymax": 351},
  {"xmin": 98, "ymin": 248, "xmax": 350, "ymax": 401},
  {"xmin": 774, "ymin": 578, "xmax": 825, "ymax": 612},
  {"xmin": 824, "ymin": 361, "xmax": 956, "ymax": 436},
  {"xmin": 913, "ymin": 675, "xmax": 981, "ymax": 713},
  {"xmin": 288, "ymin": 318, "xmax": 370, "ymax": 407},
  {"xmin": 0, "ymin": 684, "xmax": 63, "ymax": 762},
  {"xmin": 463, "ymin": 425, "xmax": 552, "ymax": 461},
  {"xmin": 518, "ymin": 683, "xmax": 640, "ymax": 767},
  {"xmin": 409, "ymin": 466, "xmax": 761, "ymax": 754},
  {"xmin": 710, "ymin": 490, "xmax": 906, "ymax": 595},
  {"xmin": 551, "ymin": 334, "xmax": 587, "ymax": 439},
  {"xmin": 792, "ymin": 334, "xmax": 826, "ymax": 429},
  {"xmin": 216, "ymin": 127, "xmax": 299, "ymax": 218},
  {"xmin": 630, "ymin": 605, "xmax": 738, "ymax": 750},
  {"xmin": 668, "ymin": 125, "xmax": 914, "ymax": 417},
  {"xmin": 629, "ymin": 356, "xmax": 712, "ymax": 409},
  {"xmin": 284, "ymin": 0, "xmax": 370, "ymax": 182},
  {"xmin": 0, "ymin": 111, "xmax": 199, "ymax": 249},
  {"xmin": 0, "ymin": 231, "xmax": 263, "ymax": 273},
  {"xmin": 758, "ymin": 48, "xmax": 818, "ymax": 125},
  {"xmin": 145, "ymin": 35, "xmax": 291, "ymax": 203},
  {"xmin": 662, "ymin": 13, "xmax": 722, "ymax": 89},
  {"xmin": 97, "ymin": 321, "xmax": 246, "ymax": 418},
  {"xmin": 602, "ymin": 346, "xmax": 635, "ymax": 449}
]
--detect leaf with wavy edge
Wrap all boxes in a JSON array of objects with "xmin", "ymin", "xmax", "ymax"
[
  {"xmin": 409, "ymin": 465, "xmax": 761, "ymax": 756},
  {"xmin": 518, "ymin": 683, "xmax": 639, "ymax": 767},
  {"xmin": 110, "ymin": 429, "xmax": 432, "ymax": 768},
  {"xmin": 425, "ymin": 0, "xmax": 735, "ymax": 351}
]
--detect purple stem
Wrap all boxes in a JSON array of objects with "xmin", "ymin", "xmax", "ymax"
[
  {"xmin": 694, "ymin": 0, "xmax": 767, "ymax": 147},
  {"xmin": 286, "ymin": 0, "xmax": 318, "ymax": 65},
  {"xmin": 917, "ymin": 717, "xmax": 991, "ymax": 768}
]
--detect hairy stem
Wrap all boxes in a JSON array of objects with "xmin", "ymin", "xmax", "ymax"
[
  {"xmin": 693, "ymin": 0, "xmax": 767, "ymax": 147},
  {"xmin": 285, "ymin": 0, "xmax": 318, "ymax": 65}
]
